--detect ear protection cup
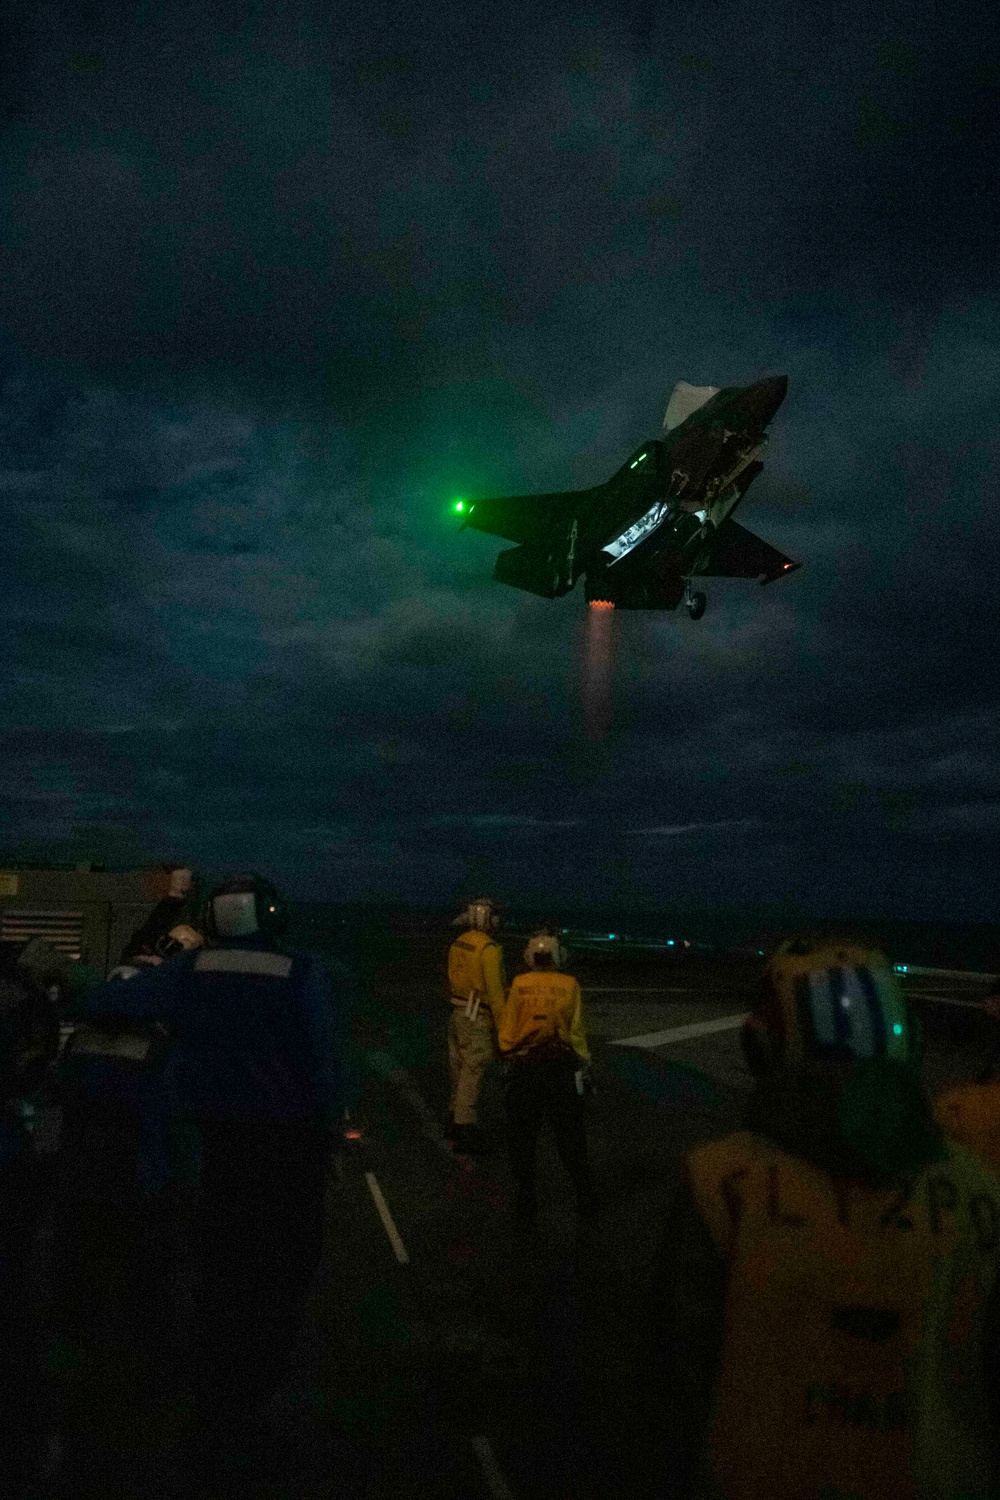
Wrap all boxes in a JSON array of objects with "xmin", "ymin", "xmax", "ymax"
[{"xmin": 253, "ymin": 879, "xmax": 288, "ymax": 937}]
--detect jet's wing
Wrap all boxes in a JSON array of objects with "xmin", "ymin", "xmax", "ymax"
[
  {"xmin": 462, "ymin": 492, "xmax": 576, "ymax": 545},
  {"xmin": 702, "ymin": 518, "xmax": 800, "ymax": 584}
]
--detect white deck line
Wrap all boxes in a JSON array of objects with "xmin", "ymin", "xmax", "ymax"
[
  {"xmin": 364, "ymin": 1172, "xmax": 410, "ymax": 1265},
  {"xmin": 583, "ymin": 985, "xmax": 721, "ymax": 994},
  {"xmin": 471, "ymin": 1435, "xmax": 515, "ymax": 1500},
  {"xmin": 612, "ymin": 1013, "xmax": 750, "ymax": 1049},
  {"xmin": 918, "ymin": 994, "xmax": 987, "ymax": 1009},
  {"xmin": 898, "ymin": 967, "xmax": 998, "ymax": 980}
]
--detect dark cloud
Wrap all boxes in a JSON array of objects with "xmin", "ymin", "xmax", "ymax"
[{"xmin": 1, "ymin": 0, "xmax": 998, "ymax": 919}]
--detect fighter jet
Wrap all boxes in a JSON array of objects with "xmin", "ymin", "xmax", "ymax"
[{"xmin": 455, "ymin": 375, "xmax": 799, "ymax": 617}]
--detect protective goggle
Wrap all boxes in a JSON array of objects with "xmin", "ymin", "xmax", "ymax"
[
  {"xmin": 154, "ymin": 935, "xmax": 185, "ymax": 957},
  {"xmin": 154, "ymin": 929, "xmax": 201, "ymax": 958}
]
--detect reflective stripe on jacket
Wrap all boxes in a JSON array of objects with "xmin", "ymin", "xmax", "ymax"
[
  {"xmin": 685, "ymin": 1130, "xmax": 1000, "ymax": 1500},
  {"xmin": 447, "ymin": 931, "xmax": 507, "ymax": 1026},
  {"xmin": 498, "ymin": 970, "xmax": 590, "ymax": 1065}
]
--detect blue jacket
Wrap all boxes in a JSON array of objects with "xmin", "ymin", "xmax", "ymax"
[{"xmin": 77, "ymin": 936, "xmax": 356, "ymax": 1132}]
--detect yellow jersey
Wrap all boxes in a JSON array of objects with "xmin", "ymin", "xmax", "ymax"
[
  {"xmin": 447, "ymin": 929, "xmax": 507, "ymax": 1026},
  {"xmin": 686, "ymin": 1130, "xmax": 1000, "ymax": 1500},
  {"xmin": 498, "ymin": 969, "xmax": 590, "ymax": 1065}
]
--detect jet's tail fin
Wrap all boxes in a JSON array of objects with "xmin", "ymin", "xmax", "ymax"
[{"xmin": 663, "ymin": 381, "xmax": 720, "ymax": 432}]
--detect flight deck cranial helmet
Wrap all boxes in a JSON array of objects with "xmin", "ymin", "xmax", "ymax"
[
  {"xmin": 455, "ymin": 897, "xmax": 501, "ymax": 933},
  {"xmin": 204, "ymin": 874, "xmax": 289, "ymax": 941},
  {"xmin": 523, "ymin": 933, "xmax": 568, "ymax": 970},
  {"xmin": 741, "ymin": 935, "xmax": 914, "ymax": 1078}
]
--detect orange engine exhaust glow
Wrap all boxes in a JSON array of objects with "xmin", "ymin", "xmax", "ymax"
[{"xmin": 581, "ymin": 599, "xmax": 617, "ymax": 740}]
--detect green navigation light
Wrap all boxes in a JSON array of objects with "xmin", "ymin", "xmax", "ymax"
[
  {"xmin": 892, "ymin": 1023, "xmax": 904, "ymax": 1035},
  {"xmin": 452, "ymin": 499, "xmax": 465, "ymax": 513}
]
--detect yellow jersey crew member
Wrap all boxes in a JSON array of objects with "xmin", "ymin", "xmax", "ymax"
[
  {"xmin": 498, "ymin": 932, "xmax": 597, "ymax": 1221},
  {"xmin": 446, "ymin": 898, "xmax": 507, "ymax": 1155},
  {"xmin": 646, "ymin": 936, "xmax": 1000, "ymax": 1500},
  {"xmin": 933, "ymin": 984, "xmax": 1000, "ymax": 1179}
]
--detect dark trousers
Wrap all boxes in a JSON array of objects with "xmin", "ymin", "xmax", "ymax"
[
  {"xmin": 1, "ymin": 1147, "xmax": 50, "ymax": 1495},
  {"xmin": 505, "ymin": 1055, "xmax": 591, "ymax": 1193},
  {"xmin": 190, "ymin": 1118, "xmax": 330, "ymax": 1418},
  {"xmin": 52, "ymin": 1101, "xmax": 183, "ymax": 1446}
]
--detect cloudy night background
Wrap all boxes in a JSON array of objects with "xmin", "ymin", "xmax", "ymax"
[{"xmin": 1, "ymin": 0, "xmax": 997, "ymax": 926}]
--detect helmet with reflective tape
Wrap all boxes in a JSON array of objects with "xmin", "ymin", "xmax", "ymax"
[
  {"xmin": 742, "ymin": 936, "xmax": 913, "ymax": 1076},
  {"xmin": 454, "ymin": 897, "xmax": 501, "ymax": 933},
  {"xmin": 204, "ymin": 875, "xmax": 289, "ymax": 940},
  {"xmin": 523, "ymin": 933, "xmax": 568, "ymax": 970}
]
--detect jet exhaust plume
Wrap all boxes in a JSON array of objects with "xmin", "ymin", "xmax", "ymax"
[{"xmin": 582, "ymin": 600, "xmax": 617, "ymax": 740}]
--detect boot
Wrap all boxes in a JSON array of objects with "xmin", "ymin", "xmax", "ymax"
[
  {"xmin": 575, "ymin": 1180, "xmax": 599, "ymax": 1219},
  {"xmin": 513, "ymin": 1184, "xmax": 538, "ymax": 1221}
]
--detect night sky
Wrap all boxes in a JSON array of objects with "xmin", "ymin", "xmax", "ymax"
[{"xmin": 2, "ymin": 0, "xmax": 998, "ymax": 921}]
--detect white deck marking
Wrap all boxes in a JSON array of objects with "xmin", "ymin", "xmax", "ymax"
[
  {"xmin": 364, "ymin": 1172, "xmax": 410, "ymax": 1265},
  {"xmin": 471, "ymin": 1435, "xmax": 515, "ymax": 1500},
  {"xmin": 915, "ymin": 994, "xmax": 985, "ymax": 1009},
  {"xmin": 583, "ymin": 985, "xmax": 722, "ymax": 994},
  {"xmin": 897, "ymin": 966, "xmax": 997, "ymax": 981},
  {"xmin": 612, "ymin": 1013, "xmax": 750, "ymax": 1049}
]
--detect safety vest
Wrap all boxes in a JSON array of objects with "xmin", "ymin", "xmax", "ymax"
[
  {"xmin": 686, "ymin": 1131, "xmax": 1000, "ymax": 1500},
  {"xmin": 934, "ymin": 1080, "xmax": 1000, "ymax": 1181},
  {"xmin": 448, "ymin": 930, "xmax": 500, "ymax": 1007}
]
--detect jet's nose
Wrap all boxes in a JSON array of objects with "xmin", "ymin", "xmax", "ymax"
[{"xmin": 741, "ymin": 374, "xmax": 788, "ymax": 425}]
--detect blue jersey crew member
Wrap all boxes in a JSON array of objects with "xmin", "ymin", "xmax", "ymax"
[
  {"xmin": 446, "ymin": 898, "xmax": 508, "ymax": 1154},
  {"xmin": 498, "ymin": 932, "xmax": 596, "ymax": 1221},
  {"xmin": 76, "ymin": 872, "xmax": 354, "ymax": 1440}
]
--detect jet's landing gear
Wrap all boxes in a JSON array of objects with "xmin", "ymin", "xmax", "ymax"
[{"xmin": 684, "ymin": 580, "xmax": 707, "ymax": 620}]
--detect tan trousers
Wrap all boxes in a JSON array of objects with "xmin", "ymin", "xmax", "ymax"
[{"xmin": 447, "ymin": 1006, "xmax": 497, "ymax": 1125}]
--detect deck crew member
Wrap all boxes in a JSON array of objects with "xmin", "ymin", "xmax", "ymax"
[
  {"xmin": 74, "ymin": 872, "xmax": 355, "ymax": 1448},
  {"xmin": 446, "ymin": 898, "xmax": 507, "ymax": 1155},
  {"xmin": 498, "ymin": 932, "xmax": 596, "ymax": 1221},
  {"xmin": 644, "ymin": 935, "xmax": 1000, "ymax": 1500}
]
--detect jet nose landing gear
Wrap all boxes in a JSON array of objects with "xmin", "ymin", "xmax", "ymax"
[{"xmin": 684, "ymin": 580, "xmax": 707, "ymax": 620}]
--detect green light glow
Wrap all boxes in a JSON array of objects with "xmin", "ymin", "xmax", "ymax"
[
  {"xmin": 892, "ymin": 1023, "xmax": 903, "ymax": 1035},
  {"xmin": 452, "ymin": 499, "xmax": 465, "ymax": 513}
]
